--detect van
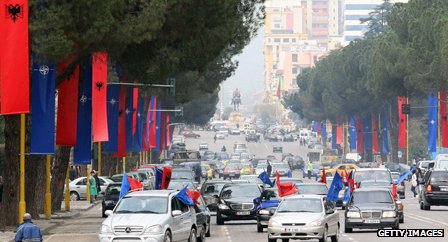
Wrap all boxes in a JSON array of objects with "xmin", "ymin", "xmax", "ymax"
[{"xmin": 434, "ymin": 154, "xmax": 448, "ymax": 170}]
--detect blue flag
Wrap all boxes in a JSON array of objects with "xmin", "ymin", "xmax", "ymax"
[
  {"xmin": 327, "ymin": 172, "xmax": 344, "ymax": 202},
  {"xmin": 30, "ymin": 59, "xmax": 56, "ymax": 154},
  {"xmin": 331, "ymin": 124, "xmax": 337, "ymax": 149},
  {"xmin": 155, "ymin": 168, "xmax": 163, "ymax": 190},
  {"xmin": 176, "ymin": 187, "xmax": 194, "ymax": 206},
  {"xmin": 343, "ymin": 185, "xmax": 351, "ymax": 203},
  {"xmin": 74, "ymin": 62, "xmax": 93, "ymax": 165},
  {"xmin": 349, "ymin": 117, "xmax": 357, "ymax": 151},
  {"xmin": 256, "ymin": 200, "xmax": 280, "ymax": 210},
  {"xmin": 363, "ymin": 114, "xmax": 372, "ymax": 150},
  {"xmin": 258, "ymin": 172, "xmax": 275, "ymax": 187},
  {"xmin": 394, "ymin": 167, "xmax": 416, "ymax": 185},
  {"xmin": 312, "ymin": 121, "xmax": 318, "ymax": 132},
  {"xmin": 381, "ymin": 110, "xmax": 390, "ymax": 155},
  {"xmin": 119, "ymin": 172, "xmax": 131, "ymax": 200},
  {"xmin": 125, "ymin": 88, "xmax": 134, "ymax": 152},
  {"xmin": 132, "ymin": 96, "xmax": 144, "ymax": 152},
  {"xmin": 428, "ymin": 92, "xmax": 438, "ymax": 152},
  {"xmin": 321, "ymin": 121, "xmax": 327, "ymax": 140},
  {"xmin": 154, "ymin": 104, "xmax": 162, "ymax": 153},
  {"xmin": 104, "ymin": 86, "xmax": 120, "ymax": 152}
]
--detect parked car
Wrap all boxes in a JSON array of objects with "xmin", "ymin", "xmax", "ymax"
[
  {"xmin": 99, "ymin": 190, "xmax": 200, "ymax": 242},
  {"xmin": 216, "ymin": 183, "xmax": 262, "ymax": 225},
  {"xmin": 68, "ymin": 176, "xmax": 114, "ymax": 201},
  {"xmin": 419, "ymin": 169, "xmax": 448, "ymax": 210},
  {"xmin": 101, "ymin": 182, "xmax": 121, "ymax": 218},
  {"xmin": 267, "ymin": 194, "xmax": 339, "ymax": 242},
  {"xmin": 200, "ymin": 180, "xmax": 231, "ymax": 212},
  {"xmin": 345, "ymin": 188, "xmax": 400, "ymax": 233}
]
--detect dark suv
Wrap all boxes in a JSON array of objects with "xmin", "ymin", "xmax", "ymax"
[
  {"xmin": 419, "ymin": 169, "xmax": 448, "ymax": 210},
  {"xmin": 216, "ymin": 183, "xmax": 262, "ymax": 225},
  {"xmin": 200, "ymin": 180, "xmax": 231, "ymax": 212},
  {"xmin": 101, "ymin": 182, "xmax": 121, "ymax": 217}
]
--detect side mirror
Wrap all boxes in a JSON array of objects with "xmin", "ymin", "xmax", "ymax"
[
  {"xmin": 172, "ymin": 210, "xmax": 182, "ymax": 217},
  {"xmin": 105, "ymin": 210, "xmax": 113, "ymax": 217}
]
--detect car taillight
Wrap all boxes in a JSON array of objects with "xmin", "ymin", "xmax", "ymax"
[{"xmin": 427, "ymin": 184, "xmax": 432, "ymax": 192}]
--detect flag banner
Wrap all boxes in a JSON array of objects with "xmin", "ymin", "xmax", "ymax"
[
  {"xmin": 276, "ymin": 171, "xmax": 297, "ymax": 197},
  {"xmin": 114, "ymin": 87, "xmax": 127, "ymax": 158},
  {"xmin": 312, "ymin": 121, "xmax": 318, "ymax": 132},
  {"xmin": 176, "ymin": 187, "xmax": 195, "ymax": 206},
  {"xmin": 321, "ymin": 120, "xmax": 327, "ymax": 140},
  {"xmin": 356, "ymin": 117, "xmax": 364, "ymax": 153},
  {"xmin": 132, "ymin": 87, "xmax": 138, "ymax": 135},
  {"xmin": 154, "ymin": 104, "xmax": 162, "ymax": 153},
  {"xmin": 336, "ymin": 121, "xmax": 342, "ymax": 145},
  {"xmin": 381, "ymin": 110, "xmax": 390, "ymax": 155},
  {"xmin": 0, "ymin": 0, "xmax": 29, "ymax": 114},
  {"xmin": 327, "ymin": 172, "xmax": 344, "ymax": 202},
  {"xmin": 331, "ymin": 124, "xmax": 337, "ymax": 149},
  {"xmin": 317, "ymin": 120, "xmax": 321, "ymax": 135},
  {"xmin": 160, "ymin": 112, "xmax": 166, "ymax": 152},
  {"xmin": 92, "ymin": 52, "xmax": 109, "ymax": 142},
  {"xmin": 104, "ymin": 86, "xmax": 120, "ymax": 152},
  {"xmin": 142, "ymin": 98, "xmax": 149, "ymax": 152},
  {"xmin": 258, "ymin": 171, "xmax": 275, "ymax": 187},
  {"xmin": 321, "ymin": 168, "xmax": 327, "ymax": 184},
  {"xmin": 342, "ymin": 184, "xmax": 351, "ymax": 203},
  {"xmin": 186, "ymin": 189, "xmax": 201, "ymax": 205},
  {"xmin": 363, "ymin": 114, "xmax": 372, "ymax": 150},
  {"xmin": 30, "ymin": 59, "xmax": 56, "ymax": 154},
  {"xmin": 56, "ymin": 64, "xmax": 80, "ymax": 146},
  {"xmin": 155, "ymin": 168, "xmax": 163, "ymax": 190},
  {"xmin": 161, "ymin": 167, "xmax": 172, "ymax": 190},
  {"xmin": 398, "ymin": 96, "xmax": 407, "ymax": 149},
  {"xmin": 126, "ymin": 88, "xmax": 134, "ymax": 152},
  {"xmin": 74, "ymin": 62, "xmax": 93, "ymax": 165},
  {"xmin": 349, "ymin": 117, "xmax": 357, "ymax": 151},
  {"xmin": 119, "ymin": 172, "xmax": 131, "ymax": 200},
  {"xmin": 148, "ymin": 96, "xmax": 157, "ymax": 148},
  {"xmin": 132, "ymin": 96, "xmax": 143, "ymax": 152},
  {"xmin": 428, "ymin": 92, "xmax": 438, "ymax": 153},
  {"xmin": 166, "ymin": 114, "xmax": 172, "ymax": 147},
  {"xmin": 441, "ymin": 92, "xmax": 448, "ymax": 148},
  {"xmin": 372, "ymin": 117, "xmax": 379, "ymax": 153}
]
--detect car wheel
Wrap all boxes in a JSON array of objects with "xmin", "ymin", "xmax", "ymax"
[
  {"xmin": 399, "ymin": 215, "xmax": 404, "ymax": 223},
  {"xmin": 423, "ymin": 204, "xmax": 431, "ymax": 210},
  {"xmin": 198, "ymin": 226, "xmax": 206, "ymax": 242},
  {"xmin": 331, "ymin": 224, "xmax": 339, "ymax": 242},
  {"xmin": 344, "ymin": 226, "xmax": 352, "ymax": 233},
  {"xmin": 319, "ymin": 226, "xmax": 328, "ymax": 242},
  {"xmin": 217, "ymin": 211, "xmax": 224, "ymax": 225},
  {"xmin": 163, "ymin": 230, "xmax": 172, "ymax": 242},
  {"xmin": 257, "ymin": 222, "xmax": 263, "ymax": 232},
  {"xmin": 188, "ymin": 227, "xmax": 197, "ymax": 242},
  {"xmin": 70, "ymin": 192, "xmax": 80, "ymax": 201}
]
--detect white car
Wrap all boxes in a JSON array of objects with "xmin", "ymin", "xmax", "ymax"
[{"xmin": 68, "ymin": 176, "xmax": 114, "ymax": 201}]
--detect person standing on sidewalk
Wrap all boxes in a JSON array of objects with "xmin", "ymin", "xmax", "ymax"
[
  {"xmin": 93, "ymin": 170, "xmax": 101, "ymax": 195},
  {"xmin": 15, "ymin": 213, "xmax": 42, "ymax": 242},
  {"xmin": 90, "ymin": 171, "xmax": 98, "ymax": 203}
]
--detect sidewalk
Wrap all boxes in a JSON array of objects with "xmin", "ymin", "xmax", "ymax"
[{"xmin": 0, "ymin": 201, "xmax": 99, "ymax": 242}]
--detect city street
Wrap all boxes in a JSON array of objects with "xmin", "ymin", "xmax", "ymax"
[{"xmin": 38, "ymin": 131, "xmax": 448, "ymax": 242}]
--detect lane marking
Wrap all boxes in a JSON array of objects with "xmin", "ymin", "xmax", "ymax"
[
  {"xmin": 406, "ymin": 214, "xmax": 434, "ymax": 225},
  {"xmin": 408, "ymin": 214, "xmax": 448, "ymax": 227}
]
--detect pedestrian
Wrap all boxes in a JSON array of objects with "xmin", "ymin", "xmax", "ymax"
[
  {"xmin": 214, "ymin": 134, "xmax": 217, "ymax": 143},
  {"xmin": 93, "ymin": 170, "xmax": 101, "ymax": 195},
  {"xmin": 307, "ymin": 161, "xmax": 313, "ymax": 179},
  {"xmin": 69, "ymin": 165, "xmax": 77, "ymax": 181},
  {"xmin": 194, "ymin": 165, "xmax": 202, "ymax": 184},
  {"xmin": 410, "ymin": 169, "xmax": 418, "ymax": 198},
  {"xmin": 416, "ymin": 168, "xmax": 423, "ymax": 194},
  {"xmin": 90, "ymin": 171, "xmax": 98, "ymax": 203},
  {"xmin": 15, "ymin": 213, "xmax": 42, "ymax": 242},
  {"xmin": 267, "ymin": 162, "xmax": 272, "ymax": 177}
]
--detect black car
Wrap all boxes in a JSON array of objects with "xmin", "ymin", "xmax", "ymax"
[
  {"xmin": 246, "ymin": 133, "xmax": 259, "ymax": 142},
  {"xmin": 255, "ymin": 188, "xmax": 279, "ymax": 232},
  {"xmin": 419, "ymin": 169, "xmax": 448, "ymax": 210},
  {"xmin": 195, "ymin": 196, "xmax": 211, "ymax": 239},
  {"xmin": 200, "ymin": 180, "xmax": 231, "ymax": 212},
  {"xmin": 101, "ymin": 182, "xmax": 121, "ymax": 217},
  {"xmin": 216, "ymin": 183, "xmax": 262, "ymax": 225},
  {"xmin": 345, "ymin": 188, "xmax": 400, "ymax": 233}
]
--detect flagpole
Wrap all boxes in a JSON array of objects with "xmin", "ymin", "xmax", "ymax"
[
  {"xmin": 18, "ymin": 114, "xmax": 26, "ymax": 224},
  {"xmin": 64, "ymin": 166, "xmax": 71, "ymax": 211},
  {"xmin": 150, "ymin": 149, "xmax": 152, "ymax": 164},
  {"xmin": 86, "ymin": 164, "xmax": 91, "ymax": 203},
  {"xmin": 45, "ymin": 155, "xmax": 52, "ymax": 219},
  {"xmin": 122, "ymin": 157, "xmax": 126, "ymax": 173},
  {"xmin": 438, "ymin": 92, "xmax": 441, "ymax": 155},
  {"xmin": 139, "ymin": 152, "xmax": 142, "ymax": 169},
  {"xmin": 406, "ymin": 97, "xmax": 410, "ymax": 165},
  {"xmin": 98, "ymin": 143, "xmax": 102, "ymax": 176}
]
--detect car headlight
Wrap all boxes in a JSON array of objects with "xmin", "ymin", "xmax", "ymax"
[
  {"xmin": 308, "ymin": 219, "xmax": 323, "ymax": 226},
  {"xmin": 382, "ymin": 211, "xmax": 396, "ymax": 218},
  {"xmin": 218, "ymin": 204, "xmax": 230, "ymax": 210},
  {"xmin": 144, "ymin": 225, "xmax": 162, "ymax": 234},
  {"xmin": 259, "ymin": 209, "xmax": 270, "ymax": 215},
  {"xmin": 346, "ymin": 211, "xmax": 361, "ymax": 218},
  {"xmin": 268, "ymin": 219, "xmax": 281, "ymax": 227},
  {"xmin": 101, "ymin": 224, "xmax": 112, "ymax": 234}
]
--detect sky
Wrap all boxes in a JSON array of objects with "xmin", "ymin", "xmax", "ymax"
[{"xmin": 219, "ymin": 28, "xmax": 265, "ymax": 108}]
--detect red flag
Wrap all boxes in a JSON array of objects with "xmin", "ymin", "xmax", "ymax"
[
  {"xmin": 372, "ymin": 118, "xmax": 379, "ymax": 153},
  {"xmin": 391, "ymin": 183, "xmax": 397, "ymax": 201},
  {"xmin": 356, "ymin": 117, "xmax": 364, "ymax": 153},
  {"xmin": 321, "ymin": 168, "xmax": 327, "ymax": 184},
  {"xmin": 317, "ymin": 120, "xmax": 322, "ymax": 135},
  {"xmin": 114, "ymin": 87, "xmax": 127, "ymax": 158},
  {"xmin": 336, "ymin": 121, "xmax": 343, "ymax": 145},
  {"xmin": 187, "ymin": 189, "xmax": 201, "ymax": 205},
  {"xmin": 276, "ymin": 171, "xmax": 297, "ymax": 197},
  {"xmin": 142, "ymin": 109, "xmax": 149, "ymax": 152},
  {"xmin": 441, "ymin": 92, "xmax": 448, "ymax": 148},
  {"xmin": 149, "ymin": 97, "xmax": 158, "ymax": 148},
  {"xmin": 166, "ymin": 114, "xmax": 171, "ymax": 147},
  {"xmin": 56, "ymin": 64, "xmax": 80, "ymax": 146},
  {"xmin": 132, "ymin": 87, "xmax": 138, "ymax": 135},
  {"xmin": 398, "ymin": 96, "xmax": 407, "ymax": 149},
  {"xmin": 0, "ymin": 0, "xmax": 29, "ymax": 114},
  {"xmin": 161, "ymin": 167, "xmax": 172, "ymax": 189},
  {"xmin": 127, "ymin": 176, "xmax": 143, "ymax": 191},
  {"xmin": 92, "ymin": 52, "xmax": 109, "ymax": 142},
  {"xmin": 160, "ymin": 112, "xmax": 166, "ymax": 151}
]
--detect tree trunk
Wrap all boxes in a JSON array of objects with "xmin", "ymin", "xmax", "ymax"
[
  {"xmin": 0, "ymin": 115, "xmax": 21, "ymax": 227},
  {"xmin": 51, "ymin": 146, "xmax": 71, "ymax": 212},
  {"xmin": 388, "ymin": 101, "xmax": 399, "ymax": 163},
  {"xmin": 102, "ymin": 153, "xmax": 117, "ymax": 177},
  {"xmin": 25, "ymin": 155, "xmax": 46, "ymax": 218}
]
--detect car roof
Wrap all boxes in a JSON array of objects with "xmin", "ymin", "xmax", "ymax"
[
  {"xmin": 125, "ymin": 190, "xmax": 176, "ymax": 197},
  {"xmin": 283, "ymin": 194, "xmax": 323, "ymax": 200},
  {"xmin": 203, "ymin": 180, "xmax": 231, "ymax": 184},
  {"xmin": 355, "ymin": 168, "xmax": 389, "ymax": 171},
  {"xmin": 297, "ymin": 183, "xmax": 326, "ymax": 186},
  {"xmin": 354, "ymin": 187, "xmax": 391, "ymax": 192}
]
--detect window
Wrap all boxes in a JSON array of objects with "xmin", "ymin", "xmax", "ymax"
[
  {"xmin": 292, "ymin": 54, "xmax": 298, "ymax": 62},
  {"xmin": 312, "ymin": 24, "xmax": 328, "ymax": 28},
  {"xmin": 76, "ymin": 178, "xmax": 87, "ymax": 186},
  {"xmin": 292, "ymin": 38, "xmax": 296, "ymax": 43},
  {"xmin": 345, "ymin": 25, "xmax": 367, "ymax": 31},
  {"xmin": 283, "ymin": 38, "xmax": 289, "ymax": 43},
  {"xmin": 292, "ymin": 67, "xmax": 298, "ymax": 74},
  {"xmin": 345, "ymin": 4, "xmax": 380, "ymax": 10},
  {"xmin": 345, "ymin": 15, "xmax": 370, "ymax": 20},
  {"xmin": 99, "ymin": 178, "xmax": 106, "ymax": 186},
  {"xmin": 345, "ymin": 36, "xmax": 362, "ymax": 42},
  {"xmin": 274, "ymin": 24, "xmax": 281, "ymax": 28},
  {"xmin": 274, "ymin": 38, "xmax": 281, "ymax": 43}
]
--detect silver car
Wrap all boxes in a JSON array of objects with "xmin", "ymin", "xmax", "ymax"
[
  {"xmin": 99, "ymin": 190, "xmax": 200, "ymax": 242},
  {"xmin": 68, "ymin": 176, "xmax": 114, "ymax": 201},
  {"xmin": 267, "ymin": 194, "xmax": 339, "ymax": 242}
]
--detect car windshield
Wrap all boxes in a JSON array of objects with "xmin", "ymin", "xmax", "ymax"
[
  {"xmin": 168, "ymin": 181, "xmax": 195, "ymax": 190},
  {"xmin": 115, "ymin": 196, "xmax": 168, "ymax": 214},
  {"xmin": 355, "ymin": 171, "xmax": 391, "ymax": 183},
  {"xmin": 360, "ymin": 180, "xmax": 391, "ymax": 188},
  {"xmin": 352, "ymin": 191, "xmax": 393, "ymax": 204},
  {"xmin": 240, "ymin": 176, "xmax": 261, "ymax": 183},
  {"xmin": 277, "ymin": 198, "xmax": 323, "ymax": 213},
  {"xmin": 273, "ymin": 163, "xmax": 289, "ymax": 169},
  {"xmin": 171, "ymin": 170, "xmax": 194, "ymax": 180},
  {"xmin": 297, "ymin": 185, "xmax": 328, "ymax": 195},
  {"xmin": 106, "ymin": 185, "xmax": 121, "ymax": 195},
  {"xmin": 281, "ymin": 178, "xmax": 303, "ymax": 184},
  {"xmin": 226, "ymin": 164, "xmax": 241, "ymax": 170},
  {"xmin": 221, "ymin": 185, "xmax": 261, "ymax": 199},
  {"xmin": 430, "ymin": 171, "xmax": 448, "ymax": 182},
  {"xmin": 202, "ymin": 183, "xmax": 228, "ymax": 195}
]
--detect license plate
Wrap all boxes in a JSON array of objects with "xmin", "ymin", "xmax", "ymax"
[
  {"xmin": 286, "ymin": 228, "xmax": 300, "ymax": 232},
  {"xmin": 114, "ymin": 240, "xmax": 139, "ymax": 242},
  {"xmin": 237, "ymin": 211, "xmax": 250, "ymax": 215},
  {"xmin": 441, "ymin": 187, "xmax": 448, "ymax": 191},
  {"xmin": 363, "ymin": 219, "xmax": 380, "ymax": 224}
]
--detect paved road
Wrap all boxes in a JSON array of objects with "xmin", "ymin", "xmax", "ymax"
[{"xmin": 43, "ymin": 130, "xmax": 448, "ymax": 242}]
